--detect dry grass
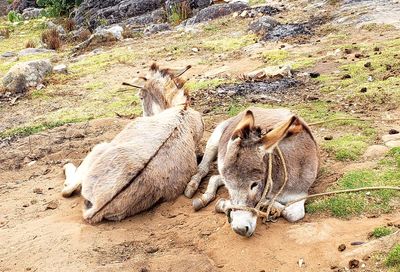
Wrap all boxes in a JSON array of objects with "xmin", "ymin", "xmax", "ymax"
[
  {"xmin": 63, "ymin": 19, "xmax": 76, "ymax": 33},
  {"xmin": 25, "ymin": 39, "xmax": 36, "ymax": 48},
  {"xmin": 41, "ymin": 29, "xmax": 62, "ymax": 50},
  {"xmin": 0, "ymin": 28, "xmax": 10, "ymax": 39},
  {"xmin": 77, "ymin": 29, "xmax": 91, "ymax": 42}
]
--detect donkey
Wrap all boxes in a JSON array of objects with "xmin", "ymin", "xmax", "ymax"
[
  {"xmin": 62, "ymin": 63, "xmax": 204, "ymax": 224},
  {"xmin": 185, "ymin": 107, "xmax": 319, "ymax": 237}
]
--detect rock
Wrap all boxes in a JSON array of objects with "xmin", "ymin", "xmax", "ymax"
[
  {"xmin": 74, "ymin": 0, "xmax": 163, "ymax": 28},
  {"xmin": 190, "ymin": 0, "xmax": 212, "ymax": 9},
  {"xmin": 348, "ymin": 259, "xmax": 359, "ymax": 269},
  {"xmin": 386, "ymin": 140, "xmax": 400, "ymax": 148},
  {"xmin": 22, "ymin": 7, "xmax": 43, "ymax": 20},
  {"xmin": 8, "ymin": 0, "xmax": 37, "ymax": 13},
  {"xmin": 53, "ymin": 64, "xmax": 68, "ymax": 74},
  {"xmin": 33, "ymin": 188, "xmax": 43, "ymax": 194},
  {"xmin": 94, "ymin": 24, "xmax": 124, "ymax": 41},
  {"xmin": 145, "ymin": 246, "xmax": 159, "ymax": 253},
  {"xmin": 65, "ymin": 128, "xmax": 85, "ymax": 139},
  {"xmin": 382, "ymin": 134, "xmax": 400, "ymax": 143},
  {"xmin": 248, "ymin": 16, "xmax": 279, "ymax": 35},
  {"xmin": 47, "ymin": 21, "xmax": 66, "ymax": 35},
  {"xmin": 389, "ymin": 129, "xmax": 399, "ymax": 135},
  {"xmin": 45, "ymin": 200, "xmax": 58, "ymax": 210},
  {"xmin": 363, "ymin": 145, "xmax": 389, "ymax": 160},
  {"xmin": 360, "ymin": 87, "xmax": 367, "ymax": 93},
  {"xmin": 184, "ymin": 2, "xmax": 249, "ymax": 25},
  {"xmin": 324, "ymin": 136, "xmax": 333, "ymax": 140},
  {"xmin": 242, "ymin": 65, "xmax": 292, "ymax": 81},
  {"xmin": 124, "ymin": 8, "xmax": 166, "ymax": 27},
  {"xmin": 1, "ymin": 52, "xmax": 17, "ymax": 58},
  {"xmin": 338, "ymin": 244, "xmax": 347, "ymax": 252},
  {"xmin": 18, "ymin": 48, "xmax": 55, "ymax": 56},
  {"xmin": 341, "ymin": 74, "xmax": 351, "ymax": 79},
  {"xmin": 262, "ymin": 23, "xmax": 312, "ymax": 41},
  {"xmin": 73, "ymin": 25, "xmax": 124, "ymax": 51},
  {"xmin": 144, "ymin": 23, "xmax": 171, "ymax": 35},
  {"xmin": 2, "ymin": 59, "xmax": 52, "ymax": 94},
  {"xmin": 309, "ymin": 72, "xmax": 320, "ymax": 78}
]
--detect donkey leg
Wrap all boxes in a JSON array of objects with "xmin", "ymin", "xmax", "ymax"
[
  {"xmin": 192, "ymin": 175, "xmax": 224, "ymax": 211},
  {"xmin": 185, "ymin": 120, "xmax": 229, "ymax": 198},
  {"xmin": 282, "ymin": 200, "xmax": 306, "ymax": 223},
  {"xmin": 215, "ymin": 198, "xmax": 232, "ymax": 214},
  {"xmin": 62, "ymin": 142, "xmax": 110, "ymax": 197}
]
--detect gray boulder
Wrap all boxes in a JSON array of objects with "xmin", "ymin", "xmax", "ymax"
[
  {"xmin": 144, "ymin": 23, "xmax": 171, "ymax": 35},
  {"xmin": 74, "ymin": 0, "xmax": 163, "ymax": 28},
  {"xmin": 47, "ymin": 21, "xmax": 66, "ymax": 35},
  {"xmin": 2, "ymin": 59, "xmax": 52, "ymax": 94},
  {"xmin": 18, "ymin": 48, "xmax": 55, "ymax": 56},
  {"xmin": 53, "ymin": 64, "xmax": 68, "ymax": 74},
  {"xmin": 73, "ymin": 25, "xmax": 123, "ymax": 51},
  {"xmin": 184, "ymin": 2, "xmax": 249, "ymax": 25},
  {"xmin": 22, "ymin": 7, "xmax": 43, "ymax": 20},
  {"xmin": 248, "ymin": 16, "xmax": 279, "ymax": 35},
  {"xmin": 123, "ymin": 8, "xmax": 166, "ymax": 27}
]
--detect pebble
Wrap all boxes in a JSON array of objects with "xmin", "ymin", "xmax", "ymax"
[
  {"xmin": 360, "ymin": 87, "xmax": 367, "ymax": 93},
  {"xmin": 338, "ymin": 244, "xmax": 346, "ymax": 252},
  {"xmin": 324, "ymin": 136, "xmax": 333, "ymax": 140},
  {"xmin": 389, "ymin": 129, "xmax": 399, "ymax": 135},
  {"xmin": 341, "ymin": 74, "xmax": 351, "ymax": 79},
  {"xmin": 33, "ymin": 188, "xmax": 43, "ymax": 194},
  {"xmin": 348, "ymin": 259, "xmax": 359, "ymax": 269},
  {"xmin": 309, "ymin": 72, "xmax": 320, "ymax": 78},
  {"xmin": 45, "ymin": 200, "xmax": 59, "ymax": 210},
  {"xmin": 145, "ymin": 246, "xmax": 159, "ymax": 254}
]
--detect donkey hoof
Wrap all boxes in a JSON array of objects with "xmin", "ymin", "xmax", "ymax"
[
  {"xmin": 184, "ymin": 184, "xmax": 196, "ymax": 198},
  {"xmin": 192, "ymin": 198, "xmax": 205, "ymax": 211}
]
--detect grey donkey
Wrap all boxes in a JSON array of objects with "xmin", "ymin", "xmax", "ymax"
[
  {"xmin": 185, "ymin": 107, "xmax": 319, "ymax": 237},
  {"xmin": 62, "ymin": 63, "xmax": 204, "ymax": 223}
]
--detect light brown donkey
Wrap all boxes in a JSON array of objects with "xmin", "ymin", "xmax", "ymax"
[
  {"xmin": 62, "ymin": 63, "xmax": 204, "ymax": 223},
  {"xmin": 185, "ymin": 107, "xmax": 319, "ymax": 237}
]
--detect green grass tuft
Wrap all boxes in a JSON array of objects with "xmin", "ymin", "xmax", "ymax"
[
  {"xmin": 371, "ymin": 226, "xmax": 394, "ymax": 238},
  {"xmin": 386, "ymin": 244, "xmax": 400, "ymax": 268},
  {"xmin": 262, "ymin": 49, "xmax": 289, "ymax": 65},
  {"xmin": 322, "ymin": 134, "xmax": 369, "ymax": 161}
]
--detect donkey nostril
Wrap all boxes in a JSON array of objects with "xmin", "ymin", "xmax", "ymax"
[
  {"xmin": 84, "ymin": 199, "xmax": 92, "ymax": 209},
  {"xmin": 245, "ymin": 226, "xmax": 249, "ymax": 233}
]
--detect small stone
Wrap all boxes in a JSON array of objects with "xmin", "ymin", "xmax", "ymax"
[
  {"xmin": 344, "ymin": 48, "xmax": 352, "ymax": 54},
  {"xmin": 22, "ymin": 203, "xmax": 29, "ymax": 208},
  {"xmin": 53, "ymin": 64, "xmax": 68, "ymax": 74},
  {"xmin": 297, "ymin": 258, "xmax": 305, "ymax": 268},
  {"xmin": 33, "ymin": 188, "xmax": 43, "ymax": 194},
  {"xmin": 338, "ymin": 244, "xmax": 346, "ymax": 252},
  {"xmin": 368, "ymin": 75, "xmax": 374, "ymax": 82},
  {"xmin": 360, "ymin": 87, "xmax": 367, "ymax": 93},
  {"xmin": 382, "ymin": 134, "xmax": 400, "ymax": 142},
  {"xmin": 350, "ymin": 241, "xmax": 365, "ymax": 246},
  {"xmin": 354, "ymin": 53, "xmax": 363, "ymax": 58},
  {"xmin": 309, "ymin": 72, "xmax": 320, "ymax": 78},
  {"xmin": 27, "ymin": 161, "xmax": 37, "ymax": 166},
  {"xmin": 373, "ymin": 47, "xmax": 380, "ymax": 52},
  {"xmin": 145, "ymin": 246, "xmax": 159, "ymax": 253},
  {"xmin": 45, "ymin": 200, "xmax": 59, "ymax": 210},
  {"xmin": 330, "ymin": 265, "xmax": 338, "ymax": 270},
  {"xmin": 139, "ymin": 267, "xmax": 149, "ymax": 272},
  {"xmin": 362, "ymin": 255, "xmax": 370, "ymax": 261},
  {"xmin": 349, "ymin": 259, "xmax": 359, "ymax": 269},
  {"xmin": 389, "ymin": 129, "xmax": 399, "ymax": 135},
  {"xmin": 324, "ymin": 136, "xmax": 333, "ymax": 140},
  {"xmin": 363, "ymin": 145, "xmax": 389, "ymax": 160},
  {"xmin": 191, "ymin": 47, "xmax": 199, "ymax": 53},
  {"xmin": 30, "ymin": 199, "xmax": 38, "ymax": 205},
  {"xmin": 341, "ymin": 74, "xmax": 351, "ymax": 79},
  {"xmin": 364, "ymin": 62, "xmax": 371, "ymax": 68},
  {"xmin": 240, "ymin": 10, "xmax": 248, "ymax": 17},
  {"xmin": 217, "ymin": 264, "xmax": 224, "ymax": 268}
]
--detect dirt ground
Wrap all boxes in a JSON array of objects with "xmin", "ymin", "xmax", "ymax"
[{"xmin": 1, "ymin": 0, "xmax": 400, "ymax": 271}]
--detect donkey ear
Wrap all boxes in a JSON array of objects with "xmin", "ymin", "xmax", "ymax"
[
  {"xmin": 122, "ymin": 77, "xmax": 147, "ymax": 89},
  {"xmin": 168, "ymin": 65, "xmax": 192, "ymax": 78},
  {"xmin": 261, "ymin": 115, "xmax": 303, "ymax": 153},
  {"xmin": 232, "ymin": 110, "xmax": 255, "ymax": 140}
]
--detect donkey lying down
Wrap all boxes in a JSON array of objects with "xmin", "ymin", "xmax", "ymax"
[
  {"xmin": 185, "ymin": 107, "xmax": 319, "ymax": 237},
  {"xmin": 62, "ymin": 64, "xmax": 203, "ymax": 223}
]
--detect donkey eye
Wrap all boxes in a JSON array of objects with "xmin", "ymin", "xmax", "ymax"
[{"xmin": 250, "ymin": 182, "xmax": 258, "ymax": 190}]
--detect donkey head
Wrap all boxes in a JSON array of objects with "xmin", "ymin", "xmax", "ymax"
[
  {"xmin": 221, "ymin": 110, "xmax": 303, "ymax": 237},
  {"xmin": 124, "ymin": 63, "xmax": 191, "ymax": 116}
]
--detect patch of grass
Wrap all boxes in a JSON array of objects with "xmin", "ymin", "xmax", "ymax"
[
  {"xmin": 315, "ymin": 37, "xmax": 400, "ymax": 107},
  {"xmin": 371, "ymin": 226, "xmax": 394, "ymax": 238},
  {"xmin": 323, "ymin": 134, "xmax": 369, "ymax": 161},
  {"xmin": 83, "ymin": 81, "xmax": 106, "ymax": 91},
  {"xmin": 249, "ymin": 0, "xmax": 266, "ymax": 5},
  {"xmin": 307, "ymin": 150, "xmax": 400, "ymax": 217},
  {"xmin": 262, "ymin": 49, "xmax": 289, "ymax": 65},
  {"xmin": 361, "ymin": 23, "xmax": 396, "ymax": 32},
  {"xmin": 202, "ymin": 34, "xmax": 257, "ymax": 53},
  {"xmin": 386, "ymin": 244, "xmax": 400, "ymax": 268}
]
